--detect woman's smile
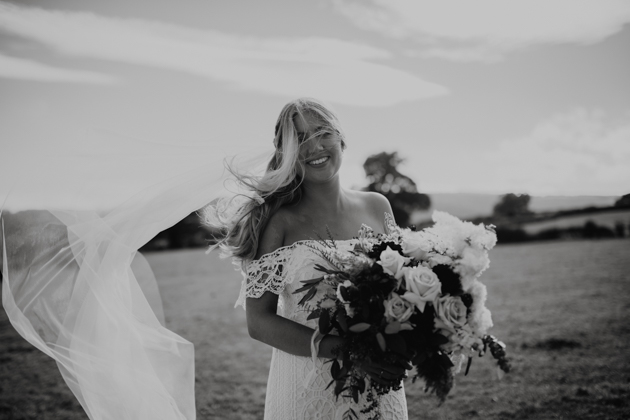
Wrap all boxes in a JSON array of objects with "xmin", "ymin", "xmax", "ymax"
[{"xmin": 307, "ymin": 156, "xmax": 330, "ymax": 166}]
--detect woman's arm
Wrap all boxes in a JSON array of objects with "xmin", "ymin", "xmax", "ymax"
[
  {"xmin": 245, "ymin": 210, "xmax": 344, "ymax": 358},
  {"xmin": 247, "ymin": 294, "xmax": 406, "ymax": 385},
  {"xmin": 246, "ymin": 293, "xmax": 344, "ymax": 358}
]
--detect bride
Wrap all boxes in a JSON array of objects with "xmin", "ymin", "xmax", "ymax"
[
  {"xmin": 206, "ymin": 98, "xmax": 408, "ymax": 419},
  {"xmin": 1, "ymin": 98, "xmax": 408, "ymax": 419}
]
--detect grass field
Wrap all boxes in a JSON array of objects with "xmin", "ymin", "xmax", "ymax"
[{"xmin": 1, "ymin": 238, "xmax": 630, "ymax": 420}]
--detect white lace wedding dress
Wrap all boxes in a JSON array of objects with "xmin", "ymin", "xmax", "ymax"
[{"xmin": 236, "ymin": 239, "xmax": 409, "ymax": 420}]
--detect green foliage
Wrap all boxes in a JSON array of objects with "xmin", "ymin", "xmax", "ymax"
[
  {"xmin": 493, "ymin": 193, "xmax": 533, "ymax": 218},
  {"xmin": 614, "ymin": 193, "xmax": 630, "ymax": 208},
  {"xmin": 142, "ymin": 212, "xmax": 217, "ymax": 251},
  {"xmin": 363, "ymin": 152, "xmax": 430, "ymax": 227}
]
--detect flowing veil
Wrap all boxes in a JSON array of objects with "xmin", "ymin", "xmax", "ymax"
[{"xmin": 1, "ymin": 133, "xmax": 260, "ymax": 419}]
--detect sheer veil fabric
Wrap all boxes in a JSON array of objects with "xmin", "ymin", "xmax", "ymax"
[{"xmin": 1, "ymin": 141, "xmax": 252, "ymax": 419}]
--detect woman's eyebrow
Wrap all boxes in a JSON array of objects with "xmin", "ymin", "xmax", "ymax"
[{"xmin": 298, "ymin": 126, "xmax": 326, "ymax": 136}]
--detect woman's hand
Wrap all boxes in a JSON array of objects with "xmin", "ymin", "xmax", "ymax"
[{"xmin": 353, "ymin": 359, "xmax": 410, "ymax": 387}]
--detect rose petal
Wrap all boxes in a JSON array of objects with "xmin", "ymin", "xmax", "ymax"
[{"xmin": 402, "ymin": 291, "xmax": 426, "ymax": 313}]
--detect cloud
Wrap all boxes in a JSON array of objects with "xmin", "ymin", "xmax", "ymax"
[
  {"xmin": 0, "ymin": 2, "xmax": 448, "ymax": 106},
  {"xmin": 332, "ymin": 0, "xmax": 630, "ymax": 62},
  {"xmin": 411, "ymin": 109, "xmax": 630, "ymax": 195},
  {"xmin": 487, "ymin": 109, "xmax": 630, "ymax": 195},
  {"xmin": 0, "ymin": 52, "xmax": 115, "ymax": 83}
]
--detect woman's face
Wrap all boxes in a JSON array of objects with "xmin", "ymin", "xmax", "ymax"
[{"xmin": 293, "ymin": 111, "xmax": 344, "ymax": 185}]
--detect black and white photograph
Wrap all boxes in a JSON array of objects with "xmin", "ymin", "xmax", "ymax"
[{"xmin": 1, "ymin": 1, "xmax": 629, "ymax": 419}]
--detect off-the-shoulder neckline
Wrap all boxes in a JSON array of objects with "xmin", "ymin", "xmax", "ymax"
[
  {"xmin": 250, "ymin": 238, "xmax": 356, "ymax": 263},
  {"xmin": 248, "ymin": 212, "xmax": 395, "ymax": 263}
]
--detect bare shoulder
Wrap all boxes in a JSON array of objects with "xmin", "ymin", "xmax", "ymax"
[
  {"xmin": 364, "ymin": 191, "xmax": 392, "ymax": 213},
  {"xmin": 351, "ymin": 190, "xmax": 392, "ymax": 216},
  {"xmin": 346, "ymin": 190, "xmax": 395, "ymax": 231},
  {"xmin": 254, "ymin": 209, "xmax": 289, "ymax": 259}
]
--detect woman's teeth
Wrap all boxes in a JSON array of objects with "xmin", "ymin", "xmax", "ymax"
[{"xmin": 308, "ymin": 157, "xmax": 329, "ymax": 165}]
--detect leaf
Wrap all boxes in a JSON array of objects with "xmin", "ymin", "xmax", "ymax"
[
  {"xmin": 465, "ymin": 356, "xmax": 473, "ymax": 376},
  {"xmin": 313, "ymin": 264, "xmax": 344, "ymax": 275},
  {"xmin": 384, "ymin": 321, "xmax": 401, "ymax": 334},
  {"xmin": 348, "ymin": 323, "xmax": 371, "ymax": 333},
  {"xmin": 331, "ymin": 359, "xmax": 341, "ymax": 379},
  {"xmin": 338, "ymin": 365, "xmax": 348, "ymax": 379},
  {"xmin": 319, "ymin": 310, "xmax": 332, "ymax": 335},
  {"xmin": 334, "ymin": 379, "xmax": 346, "ymax": 396},
  {"xmin": 337, "ymin": 311, "xmax": 348, "ymax": 332},
  {"xmin": 349, "ymin": 408, "xmax": 358, "ymax": 420},
  {"xmin": 326, "ymin": 378, "xmax": 336, "ymax": 390},
  {"xmin": 352, "ymin": 386, "xmax": 359, "ymax": 403},
  {"xmin": 298, "ymin": 287, "xmax": 317, "ymax": 306},
  {"xmin": 302, "ymin": 276, "xmax": 325, "ymax": 285},
  {"xmin": 307, "ymin": 309, "xmax": 322, "ymax": 321},
  {"xmin": 439, "ymin": 352, "xmax": 454, "ymax": 368},
  {"xmin": 292, "ymin": 283, "xmax": 316, "ymax": 294},
  {"xmin": 376, "ymin": 332, "xmax": 387, "ymax": 352},
  {"xmin": 357, "ymin": 377, "xmax": 366, "ymax": 393}
]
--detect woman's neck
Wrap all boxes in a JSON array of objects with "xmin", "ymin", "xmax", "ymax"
[{"xmin": 299, "ymin": 177, "xmax": 346, "ymax": 214}]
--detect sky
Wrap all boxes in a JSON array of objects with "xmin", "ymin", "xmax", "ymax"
[{"xmin": 1, "ymin": 0, "xmax": 629, "ymax": 210}]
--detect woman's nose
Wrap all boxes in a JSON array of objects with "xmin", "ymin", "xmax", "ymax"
[{"xmin": 303, "ymin": 141, "xmax": 324, "ymax": 155}]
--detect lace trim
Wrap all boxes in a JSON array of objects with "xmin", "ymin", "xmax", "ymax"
[
  {"xmin": 384, "ymin": 211, "xmax": 401, "ymax": 236},
  {"xmin": 235, "ymin": 240, "xmax": 313, "ymax": 309},
  {"xmin": 236, "ymin": 213, "xmax": 395, "ymax": 310}
]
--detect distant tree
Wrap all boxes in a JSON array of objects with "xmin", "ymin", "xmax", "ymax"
[
  {"xmin": 614, "ymin": 193, "xmax": 630, "ymax": 208},
  {"xmin": 614, "ymin": 221, "xmax": 625, "ymax": 238},
  {"xmin": 583, "ymin": 220, "xmax": 614, "ymax": 239},
  {"xmin": 363, "ymin": 152, "xmax": 430, "ymax": 226},
  {"xmin": 141, "ymin": 212, "xmax": 212, "ymax": 251},
  {"xmin": 493, "ymin": 193, "xmax": 533, "ymax": 218}
]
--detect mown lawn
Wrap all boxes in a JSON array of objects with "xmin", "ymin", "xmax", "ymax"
[{"xmin": 1, "ymin": 238, "xmax": 629, "ymax": 420}]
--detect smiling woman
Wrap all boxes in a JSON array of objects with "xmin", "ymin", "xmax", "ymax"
[{"xmin": 203, "ymin": 98, "xmax": 408, "ymax": 419}]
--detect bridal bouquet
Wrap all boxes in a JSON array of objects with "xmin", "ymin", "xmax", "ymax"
[{"xmin": 295, "ymin": 211, "xmax": 510, "ymax": 419}]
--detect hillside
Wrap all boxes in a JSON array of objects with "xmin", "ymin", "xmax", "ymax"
[{"xmin": 412, "ymin": 193, "xmax": 619, "ymax": 222}]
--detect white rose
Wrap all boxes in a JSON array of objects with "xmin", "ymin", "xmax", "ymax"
[
  {"xmin": 377, "ymin": 246, "xmax": 409, "ymax": 279},
  {"xmin": 400, "ymin": 266, "xmax": 441, "ymax": 312},
  {"xmin": 401, "ymin": 234, "xmax": 431, "ymax": 260},
  {"xmin": 383, "ymin": 292, "xmax": 414, "ymax": 323},
  {"xmin": 434, "ymin": 295, "xmax": 468, "ymax": 336}
]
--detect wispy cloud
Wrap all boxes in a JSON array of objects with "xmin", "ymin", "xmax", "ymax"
[
  {"xmin": 0, "ymin": 52, "xmax": 115, "ymax": 83},
  {"xmin": 0, "ymin": 2, "xmax": 448, "ymax": 106},
  {"xmin": 415, "ymin": 109, "xmax": 630, "ymax": 195},
  {"xmin": 332, "ymin": 0, "xmax": 630, "ymax": 62}
]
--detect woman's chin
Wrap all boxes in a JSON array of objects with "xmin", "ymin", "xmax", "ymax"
[{"xmin": 304, "ymin": 169, "xmax": 341, "ymax": 184}]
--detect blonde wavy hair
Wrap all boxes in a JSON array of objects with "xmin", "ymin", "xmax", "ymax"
[{"xmin": 203, "ymin": 98, "xmax": 346, "ymax": 262}]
